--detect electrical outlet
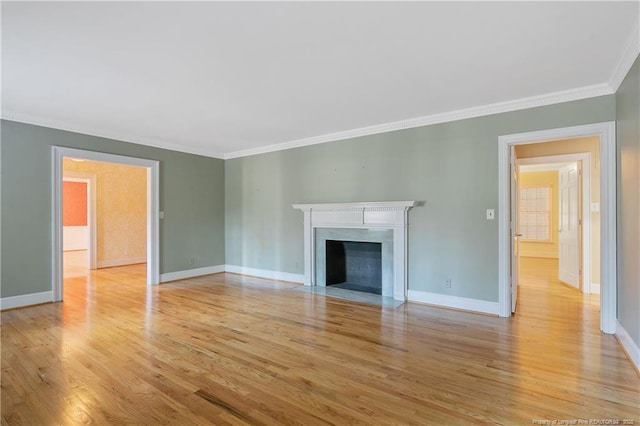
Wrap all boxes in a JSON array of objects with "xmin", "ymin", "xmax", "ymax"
[
  {"xmin": 445, "ymin": 279, "xmax": 452, "ymax": 288},
  {"xmin": 189, "ymin": 257, "xmax": 195, "ymax": 265}
]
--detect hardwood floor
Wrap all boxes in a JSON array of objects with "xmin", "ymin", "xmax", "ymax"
[
  {"xmin": 1, "ymin": 258, "xmax": 638, "ymax": 425},
  {"xmin": 63, "ymin": 250, "xmax": 89, "ymax": 278}
]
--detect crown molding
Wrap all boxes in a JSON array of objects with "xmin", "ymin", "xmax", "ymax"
[
  {"xmin": 609, "ymin": 20, "xmax": 640, "ymax": 92},
  {"xmin": 224, "ymin": 83, "xmax": 613, "ymax": 159},
  {"xmin": 2, "ymin": 80, "xmax": 614, "ymax": 162},
  {"xmin": 0, "ymin": 111, "xmax": 226, "ymax": 159}
]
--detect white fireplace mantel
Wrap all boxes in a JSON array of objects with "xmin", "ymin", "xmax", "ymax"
[{"xmin": 292, "ymin": 201, "xmax": 416, "ymax": 301}]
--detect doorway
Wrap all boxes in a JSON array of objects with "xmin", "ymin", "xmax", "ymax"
[
  {"xmin": 498, "ymin": 122, "xmax": 616, "ymax": 334},
  {"xmin": 517, "ymin": 152, "xmax": 598, "ymax": 293},
  {"xmin": 62, "ymin": 172, "xmax": 97, "ymax": 274},
  {"xmin": 52, "ymin": 147, "xmax": 160, "ymax": 302}
]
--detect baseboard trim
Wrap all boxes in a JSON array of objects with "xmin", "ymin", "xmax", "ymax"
[
  {"xmin": 224, "ymin": 265, "xmax": 304, "ymax": 284},
  {"xmin": 520, "ymin": 253, "xmax": 559, "ymax": 259},
  {"xmin": 616, "ymin": 321, "xmax": 640, "ymax": 374},
  {"xmin": 160, "ymin": 265, "xmax": 226, "ymax": 283},
  {"xmin": 97, "ymin": 257, "xmax": 146, "ymax": 268},
  {"xmin": 0, "ymin": 291, "xmax": 53, "ymax": 311},
  {"xmin": 591, "ymin": 283, "xmax": 601, "ymax": 294},
  {"xmin": 408, "ymin": 290, "xmax": 499, "ymax": 315}
]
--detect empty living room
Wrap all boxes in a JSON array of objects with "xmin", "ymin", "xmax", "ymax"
[{"xmin": 1, "ymin": 2, "xmax": 639, "ymax": 424}]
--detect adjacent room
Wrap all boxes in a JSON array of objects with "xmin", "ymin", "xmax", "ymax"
[
  {"xmin": 1, "ymin": 2, "xmax": 639, "ymax": 424},
  {"xmin": 62, "ymin": 157, "xmax": 148, "ymax": 302}
]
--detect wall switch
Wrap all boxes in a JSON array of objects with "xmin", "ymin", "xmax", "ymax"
[
  {"xmin": 591, "ymin": 202, "xmax": 600, "ymax": 212},
  {"xmin": 486, "ymin": 209, "xmax": 495, "ymax": 220},
  {"xmin": 445, "ymin": 279, "xmax": 452, "ymax": 288},
  {"xmin": 159, "ymin": 211, "xmax": 165, "ymax": 219}
]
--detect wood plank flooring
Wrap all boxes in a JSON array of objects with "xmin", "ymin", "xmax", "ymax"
[{"xmin": 1, "ymin": 257, "xmax": 638, "ymax": 425}]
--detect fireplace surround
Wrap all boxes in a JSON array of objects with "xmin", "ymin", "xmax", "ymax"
[{"xmin": 292, "ymin": 201, "xmax": 416, "ymax": 301}]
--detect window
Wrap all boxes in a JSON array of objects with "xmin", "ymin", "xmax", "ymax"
[{"xmin": 519, "ymin": 186, "xmax": 551, "ymax": 241}]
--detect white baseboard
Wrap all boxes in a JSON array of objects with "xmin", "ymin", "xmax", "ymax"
[
  {"xmin": 408, "ymin": 290, "xmax": 499, "ymax": 315},
  {"xmin": 159, "ymin": 265, "xmax": 304, "ymax": 284},
  {"xmin": 0, "ymin": 291, "xmax": 53, "ymax": 310},
  {"xmin": 616, "ymin": 321, "xmax": 640, "ymax": 372},
  {"xmin": 160, "ymin": 265, "xmax": 226, "ymax": 283},
  {"xmin": 224, "ymin": 265, "xmax": 304, "ymax": 283},
  {"xmin": 97, "ymin": 257, "xmax": 146, "ymax": 268},
  {"xmin": 591, "ymin": 283, "xmax": 601, "ymax": 294}
]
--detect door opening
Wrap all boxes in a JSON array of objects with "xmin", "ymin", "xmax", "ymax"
[
  {"xmin": 498, "ymin": 122, "xmax": 616, "ymax": 334},
  {"xmin": 62, "ymin": 173, "xmax": 97, "ymax": 272},
  {"xmin": 52, "ymin": 147, "xmax": 160, "ymax": 302}
]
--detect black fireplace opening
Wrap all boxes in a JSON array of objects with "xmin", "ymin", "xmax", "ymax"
[{"xmin": 325, "ymin": 240, "xmax": 382, "ymax": 295}]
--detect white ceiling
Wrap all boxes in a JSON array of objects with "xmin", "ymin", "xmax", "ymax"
[{"xmin": 2, "ymin": 2, "xmax": 638, "ymax": 159}]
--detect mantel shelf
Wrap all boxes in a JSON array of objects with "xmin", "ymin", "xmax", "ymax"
[{"xmin": 292, "ymin": 201, "xmax": 416, "ymax": 211}]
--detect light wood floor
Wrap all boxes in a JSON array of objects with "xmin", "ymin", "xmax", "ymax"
[
  {"xmin": 63, "ymin": 250, "xmax": 90, "ymax": 278},
  {"xmin": 1, "ymin": 257, "xmax": 638, "ymax": 425}
]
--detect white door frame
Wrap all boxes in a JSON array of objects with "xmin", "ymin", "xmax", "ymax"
[
  {"xmin": 518, "ymin": 153, "xmax": 593, "ymax": 293},
  {"xmin": 498, "ymin": 122, "xmax": 616, "ymax": 334},
  {"xmin": 52, "ymin": 147, "xmax": 160, "ymax": 301},
  {"xmin": 63, "ymin": 173, "xmax": 97, "ymax": 270}
]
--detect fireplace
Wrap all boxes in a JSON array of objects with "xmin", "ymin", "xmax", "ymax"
[
  {"xmin": 325, "ymin": 240, "xmax": 382, "ymax": 294},
  {"xmin": 293, "ymin": 201, "xmax": 415, "ymax": 301}
]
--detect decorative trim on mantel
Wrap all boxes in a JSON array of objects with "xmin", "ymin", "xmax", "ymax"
[
  {"xmin": 293, "ymin": 201, "xmax": 416, "ymax": 301},
  {"xmin": 292, "ymin": 201, "xmax": 415, "ymax": 211}
]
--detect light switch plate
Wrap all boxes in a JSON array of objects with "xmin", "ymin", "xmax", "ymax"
[
  {"xmin": 486, "ymin": 209, "xmax": 495, "ymax": 220},
  {"xmin": 159, "ymin": 211, "xmax": 165, "ymax": 219}
]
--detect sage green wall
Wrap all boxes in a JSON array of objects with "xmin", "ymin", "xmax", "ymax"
[
  {"xmin": 225, "ymin": 96, "xmax": 616, "ymax": 302},
  {"xmin": 1, "ymin": 120, "xmax": 225, "ymax": 298},
  {"xmin": 616, "ymin": 55, "xmax": 640, "ymax": 347}
]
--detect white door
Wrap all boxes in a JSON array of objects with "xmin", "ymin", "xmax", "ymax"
[
  {"xmin": 559, "ymin": 162, "xmax": 581, "ymax": 289},
  {"xmin": 510, "ymin": 147, "xmax": 521, "ymax": 313}
]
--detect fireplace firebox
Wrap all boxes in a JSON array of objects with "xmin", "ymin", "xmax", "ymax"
[{"xmin": 325, "ymin": 240, "xmax": 382, "ymax": 294}]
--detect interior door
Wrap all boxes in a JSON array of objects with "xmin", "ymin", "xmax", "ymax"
[
  {"xmin": 559, "ymin": 162, "xmax": 582, "ymax": 289},
  {"xmin": 510, "ymin": 146, "xmax": 521, "ymax": 313}
]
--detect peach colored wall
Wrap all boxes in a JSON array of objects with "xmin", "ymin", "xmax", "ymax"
[
  {"xmin": 63, "ymin": 181, "xmax": 87, "ymax": 226},
  {"xmin": 63, "ymin": 158, "xmax": 146, "ymax": 266},
  {"xmin": 515, "ymin": 136, "xmax": 601, "ymax": 283},
  {"xmin": 519, "ymin": 171, "xmax": 559, "ymax": 258}
]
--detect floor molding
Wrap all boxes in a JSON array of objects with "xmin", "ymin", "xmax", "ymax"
[
  {"xmin": 0, "ymin": 291, "xmax": 53, "ymax": 311},
  {"xmin": 408, "ymin": 290, "xmax": 499, "ymax": 315},
  {"xmin": 97, "ymin": 257, "xmax": 147, "ymax": 269},
  {"xmin": 616, "ymin": 321, "xmax": 640, "ymax": 374},
  {"xmin": 224, "ymin": 265, "xmax": 304, "ymax": 284},
  {"xmin": 160, "ymin": 265, "xmax": 226, "ymax": 283}
]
